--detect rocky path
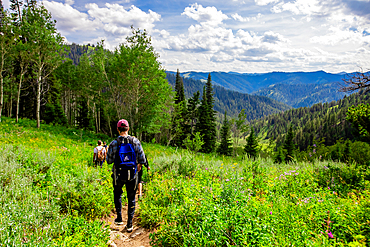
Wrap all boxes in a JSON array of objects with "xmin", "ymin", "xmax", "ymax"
[{"xmin": 103, "ymin": 193, "xmax": 154, "ymax": 247}]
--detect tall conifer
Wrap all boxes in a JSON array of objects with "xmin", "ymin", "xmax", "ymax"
[
  {"xmin": 244, "ymin": 127, "xmax": 259, "ymax": 158},
  {"xmin": 283, "ymin": 125, "xmax": 295, "ymax": 162},
  {"xmin": 171, "ymin": 69, "xmax": 187, "ymax": 147},
  {"xmin": 217, "ymin": 111, "xmax": 232, "ymax": 156},
  {"xmin": 175, "ymin": 69, "xmax": 185, "ymax": 104}
]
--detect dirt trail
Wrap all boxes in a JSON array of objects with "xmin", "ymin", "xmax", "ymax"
[{"xmin": 103, "ymin": 193, "xmax": 155, "ymax": 247}]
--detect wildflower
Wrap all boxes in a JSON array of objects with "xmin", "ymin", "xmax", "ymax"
[
  {"xmin": 171, "ymin": 188, "xmax": 174, "ymax": 191},
  {"xmin": 313, "ymin": 144, "xmax": 316, "ymax": 147},
  {"xmin": 226, "ymin": 179, "xmax": 230, "ymax": 182},
  {"xmin": 324, "ymin": 166, "xmax": 329, "ymax": 169},
  {"xmin": 269, "ymin": 211, "xmax": 272, "ymax": 215},
  {"xmin": 327, "ymin": 231, "xmax": 334, "ymax": 238},
  {"xmin": 319, "ymin": 155, "xmax": 322, "ymax": 159},
  {"xmin": 309, "ymin": 153, "xmax": 312, "ymax": 157},
  {"xmin": 328, "ymin": 187, "xmax": 330, "ymax": 190},
  {"xmin": 191, "ymin": 184, "xmax": 195, "ymax": 187},
  {"xmin": 313, "ymin": 149, "xmax": 316, "ymax": 153},
  {"xmin": 205, "ymin": 168, "xmax": 208, "ymax": 170}
]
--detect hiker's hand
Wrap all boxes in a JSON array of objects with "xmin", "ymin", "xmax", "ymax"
[{"xmin": 137, "ymin": 163, "xmax": 142, "ymax": 172}]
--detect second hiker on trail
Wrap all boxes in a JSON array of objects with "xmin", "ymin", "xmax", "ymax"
[
  {"xmin": 106, "ymin": 119, "xmax": 147, "ymax": 233},
  {"xmin": 93, "ymin": 140, "xmax": 106, "ymax": 168}
]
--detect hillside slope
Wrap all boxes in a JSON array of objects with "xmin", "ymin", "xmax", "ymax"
[
  {"xmin": 166, "ymin": 73, "xmax": 291, "ymax": 120},
  {"xmin": 252, "ymin": 90, "xmax": 370, "ymax": 150}
]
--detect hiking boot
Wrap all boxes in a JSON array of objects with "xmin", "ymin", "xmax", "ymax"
[
  {"xmin": 114, "ymin": 215, "xmax": 124, "ymax": 225},
  {"xmin": 126, "ymin": 223, "xmax": 133, "ymax": 232}
]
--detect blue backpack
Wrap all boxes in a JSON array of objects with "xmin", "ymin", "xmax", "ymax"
[{"xmin": 114, "ymin": 136, "xmax": 137, "ymax": 181}]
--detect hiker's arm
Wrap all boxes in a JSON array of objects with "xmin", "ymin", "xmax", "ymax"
[
  {"xmin": 106, "ymin": 141, "xmax": 116, "ymax": 165},
  {"xmin": 137, "ymin": 163, "xmax": 143, "ymax": 172}
]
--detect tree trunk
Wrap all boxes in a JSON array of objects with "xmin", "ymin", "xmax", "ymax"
[
  {"xmin": 0, "ymin": 75, "xmax": 3, "ymax": 123},
  {"xmin": 16, "ymin": 73, "xmax": 24, "ymax": 123},
  {"xmin": 36, "ymin": 70, "xmax": 42, "ymax": 128}
]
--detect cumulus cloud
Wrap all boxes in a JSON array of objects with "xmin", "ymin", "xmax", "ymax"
[
  {"xmin": 232, "ymin": 13, "xmax": 250, "ymax": 22},
  {"xmin": 271, "ymin": 0, "xmax": 322, "ymax": 15},
  {"xmin": 262, "ymin": 31, "xmax": 290, "ymax": 44},
  {"xmin": 310, "ymin": 26, "xmax": 370, "ymax": 45},
  {"xmin": 182, "ymin": 3, "xmax": 229, "ymax": 26},
  {"xmin": 42, "ymin": 1, "xmax": 99, "ymax": 33},
  {"xmin": 86, "ymin": 4, "xmax": 161, "ymax": 36}
]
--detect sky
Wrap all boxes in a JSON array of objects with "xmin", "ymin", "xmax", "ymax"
[{"xmin": 3, "ymin": 0, "xmax": 370, "ymax": 73}]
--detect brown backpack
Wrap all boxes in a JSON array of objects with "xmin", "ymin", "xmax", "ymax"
[{"xmin": 97, "ymin": 147, "xmax": 105, "ymax": 161}]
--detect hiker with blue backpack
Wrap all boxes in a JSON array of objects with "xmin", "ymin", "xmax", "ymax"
[{"xmin": 106, "ymin": 119, "xmax": 147, "ymax": 232}]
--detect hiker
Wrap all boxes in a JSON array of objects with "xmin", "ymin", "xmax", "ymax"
[
  {"xmin": 138, "ymin": 155, "xmax": 150, "ymax": 200},
  {"xmin": 106, "ymin": 119, "xmax": 146, "ymax": 232},
  {"xmin": 93, "ymin": 140, "xmax": 106, "ymax": 168}
]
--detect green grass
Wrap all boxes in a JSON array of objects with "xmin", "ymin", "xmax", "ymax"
[{"xmin": 1, "ymin": 117, "xmax": 369, "ymax": 246}]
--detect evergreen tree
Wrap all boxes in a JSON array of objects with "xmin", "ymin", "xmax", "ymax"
[
  {"xmin": 217, "ymin": 111, "xmax": 232, "ymax": 156},
  {"xmin": 171, "ymin": 69, "xmax": 188, "ymax": 147},
  {"xmin": 199, "ymin": 73, "xmax": 217, "ymax": 153},
  {"xmin": 283, "ymin": 125, "xmax": 295, "ymax": 162},
  {"xmin": 196, "ymin": 86, "xmax": 211, "ymax": 153},
  {"xmin": 187, "ymin": 90, "xmax": 200, "ymax": 136},
  {"xmin": 273, "ymin": 147, "xmax": 285, "ymax": 163},
  {"xmin": 175, "ymin": 69, "xmax": 185, "ymax": 104},
  {"xmin": 244, "ymin": 127, "xmax": 259, "ymax": 158}
]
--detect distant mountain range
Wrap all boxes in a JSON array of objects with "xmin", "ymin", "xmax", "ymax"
[
  {"xmin": 167, "ymin": 71, "xmax": 352, "ymax": 108},
  {"xmin": 166, "ymin": 73, "xmax": 291, "ymax": 121}
]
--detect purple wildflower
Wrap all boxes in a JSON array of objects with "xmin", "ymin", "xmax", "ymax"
[
  {"xmin": 171, "ymin": 188, "xmax": 175, "ymax": 191},
  {"xmin": 205, "ymin": 168, "xmax": 208, "ymax": 170},
  {"xmin": 309, "ymin": 153, "xmax": 312, "ymax": 157},
  {"xmin": 313, "ymin": 149, "xmax": 316, "ymax": 153},
  {"xmin": 313, "ymin": 144, "xmax": 317, "ymax": 147},
  {"xmin": 226, "ymin": 179, "xmax": 230, "ymax": 182},
  {"xmin": 327, "ymin": 231, "xmax": 334, "ymax": 238},
  {"xmin": 324, "ymin": 165, "xmax": 329, "ymax": 169},
  {"xmin": 269, "ymin": 211, "xmax": 272, "ymax": 215},
  {"xmin": 191, "ymin": 184, "xmax": 195, "ymax": 187},
  {"xmin": 328, "ymin": 187, "xmax": 330, "ymax": 190}
]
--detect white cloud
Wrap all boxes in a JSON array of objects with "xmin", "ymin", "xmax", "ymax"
[
  {"xmin": 85, "ymin": 4, "xmax": 161, "ymax": 36},
  {"xmin": 255, "ymin": 0, "xmax": 280, "ymax": 6},
  {"xmin": 232, "ymin": 13, "xmax": 250, "ymax": 22},
  {"xmin": 271, "ymin": 0, "xmax": 322, "ymax": 16},
  {"xmin": 42, "ymin": 1, "xmax": 99, "ymax": 33},
  {"xmin": 310, "ymin": 26, "xmax": 370, "ymax": 45},
  {"xmin": 182, "ymin": 3, "xmax": 229, "ymax": 26},
  {"xmin": 65, "ymin": 0, "xmax": 74, "ymax": 5}
]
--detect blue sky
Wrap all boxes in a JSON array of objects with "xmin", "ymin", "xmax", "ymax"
[{"xmin": 3, "ymin": 0, "xmax": 370, "ymax": 73}]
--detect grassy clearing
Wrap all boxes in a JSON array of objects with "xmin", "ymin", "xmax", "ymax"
[{"xmin": 1, "ymin": 117, "xmax": 369, "ymax": 246}]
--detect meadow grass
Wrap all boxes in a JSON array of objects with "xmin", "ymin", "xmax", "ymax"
[{"xmin": 1, "ymin": 117, "xmax": 369, "ymax": 246}]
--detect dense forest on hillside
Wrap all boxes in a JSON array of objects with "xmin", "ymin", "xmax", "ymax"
[
  {"xmin": 252, "ymin": 90, "xmax": 370, "ymax": 151},
  {"xmin": 166, "ymin": 73, "xmax": 291, "ymax": 120},
  {"xmin": 67, "ymin": 43, "xmax": 95, "ymax": 65},
  {"xmin": 253, "ymin": 82, "xmax": 347, "ymax": 108}
]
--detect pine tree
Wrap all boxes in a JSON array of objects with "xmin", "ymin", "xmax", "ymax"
[
  {"xmin": 273, "ymin": 147, "xmax": 285, "ymax": 163},
  {"xmin": 171, "ymin": 69, "xmax": 188, "ymax": 147},
  {"xmin": 244, "ymin": 127, "xmax": 259, "ymax": 158},
  {"xmin": 175, "ymin": 69, "xmax": 185, "ymax": 104},
  {"xmin": 199, "ymin": 73, "xmax": 217, "ymax": 153},
  {"xmin": 196, "ymin": 86, "xmax": 211, "ymax": 153},
  {"xmin": 283, "ymin": 125, "xmax": 295, "ymax": 162},
  {"xmin": 187, "ymin": 91, "xmax": 200, "ymax": 136},
  {"xmin": 217, "ymin": 111, "xmax": 232, "ymax": 156}
]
